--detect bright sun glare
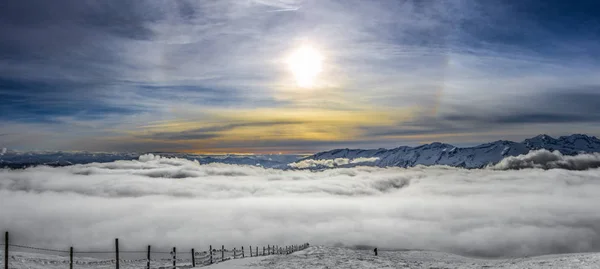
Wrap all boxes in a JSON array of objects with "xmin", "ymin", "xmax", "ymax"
[{"xmin": 287, "ymin": 45, "xmax": 323, "ymax": 88}]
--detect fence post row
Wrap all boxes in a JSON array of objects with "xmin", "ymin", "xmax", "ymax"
[{"xmin": 0, "ymin": 232, "xmax": 310, "ymax": 269}]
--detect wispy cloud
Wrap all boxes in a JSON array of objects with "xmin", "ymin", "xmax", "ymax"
[{"xmin": 2, "ymin": 0, "xmax": 600, "ymax": 152}]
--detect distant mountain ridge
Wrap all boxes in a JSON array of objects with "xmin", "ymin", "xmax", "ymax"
[
  {"xmin": 2, "ymin": 134, "xmax": 600, "ymax": 170},
  {"xmin": 0, "ymin": 151, "xmax": 301, "ymax": 169},
  {"xmin": 297, "ymin": 134, "xmax": 600, "ymax": 169}
]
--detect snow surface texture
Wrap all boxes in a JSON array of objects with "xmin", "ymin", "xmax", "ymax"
[
  {"xmin": 295, "ymin": 134, "xmax": 600, "ymax": 169},
  {"xmin": 3, "ymin": 155, "xmax": 600, "ymax": 259},
  {"xmin": 3, "ymin": 246, "xmax": 600, "ymax": 269},
  {"xmin": 252, "ymin": 246, "xmax": 600, "ymax": 269}
]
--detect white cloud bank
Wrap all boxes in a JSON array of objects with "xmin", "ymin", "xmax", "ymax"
[
  {"xmin": 288, "ymin": 157, "xmax": 379, "ymax": 169},
  {"xmin": 2, "ymin": 155, "xmax": 600, "ymax": 258},
  {"xmin": 491, "ymin": 149, "xmax": 600, "ymax": 170}
]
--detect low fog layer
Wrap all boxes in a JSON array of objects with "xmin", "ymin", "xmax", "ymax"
[
  {"xmin": 2, "ymin": 154, "xmax": 600, "ymax": 258},
  {"xmin": 288, "ymin": 157, "xmax": 379, "ymax": 168}
]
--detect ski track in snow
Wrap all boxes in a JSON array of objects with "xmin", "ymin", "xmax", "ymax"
[{"xmin": 4, "ymin": 246, "xmax": 600, "ymax": 269}]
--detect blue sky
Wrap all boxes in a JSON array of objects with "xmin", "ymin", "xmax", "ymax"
[{"xmin": 1, "ymin": 0, "xmax": 600, "ymax": 153}]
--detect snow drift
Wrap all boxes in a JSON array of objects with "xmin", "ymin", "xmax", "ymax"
[{"xmin": 2, "ymin": 155, "xmax": 600, "ymax": 258}]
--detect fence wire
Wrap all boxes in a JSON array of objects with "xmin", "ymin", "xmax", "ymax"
[
  {"xmin": 7, "ymin": 243, "xmax": 70, "ymax": 253},
  {"xmin": 2, "ymin": 238, "xmax": 310, "ymax": 268}
]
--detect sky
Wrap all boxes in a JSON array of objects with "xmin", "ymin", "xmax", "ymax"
[
  {"xmin": 2, "ymin": 155, "xmax": 600, "ymax": 258},
  {"xmin": 1, "ymin": 0, "xmax": 600, "ymax": 153}
]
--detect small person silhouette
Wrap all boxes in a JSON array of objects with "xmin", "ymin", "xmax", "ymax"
[{"xmin": 374, "ymin": 248, "xmax": 378, "ymax": 256}]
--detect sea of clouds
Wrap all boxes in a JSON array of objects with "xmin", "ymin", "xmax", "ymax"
[{"xmin": 2, "ymin": 153, "xmax": 600, "ymax": 258}]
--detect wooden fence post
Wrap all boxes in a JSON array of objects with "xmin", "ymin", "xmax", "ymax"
[
  {"xmin": 209, "ymin": 245, "xmax": 213, "ymax": 264},
  {"xmin": 221, "ymin": 245, "xmax": 224, "ymax": 262},
  {"xmin": 172, "ymin": 247, "xmax": 176, "ymax": 269},
  {"xmin": 249, "ymin": 246, "xmax": 252, "ymax": 257},
  {"xmin": 233, "ymin": 248, "xmax": 236, "ymax": 259},
  {"xmin": 267, "ymin": 245, "xmax": 270, "ymax": 255},
  {"xmin": 242, "ymin": 246, "xmax": 245, "ymax": 258},
  {"xmin": 115, "ymin": 238, "xmax": 119, "ymax": 269},
  {"xmin": 69, "ymin": 247, "xmax": 73, "ymax": 269},
  {"xmin": 147, "ymin": 245, "xmax": 151, "ymax": 269},
  {"xmin": 191, "ymin": 248, "xmax": 195, "ymax": 267},
  {"xmin": 255, "ymin": 246, "xmax": 258, "ymax": 257},
  {"xmin": 5, "ymin": 232, "xmax": 9, "ymax": 269}
]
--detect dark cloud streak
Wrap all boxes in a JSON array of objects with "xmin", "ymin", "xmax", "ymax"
[{"xmin": 141, "ymin": 121, "xmax": 302, "ymax": 141}]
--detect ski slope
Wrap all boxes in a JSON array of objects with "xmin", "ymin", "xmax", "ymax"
[{"xmin": 4, "ymin": 246, "xmax": 600, "ymax": 269}]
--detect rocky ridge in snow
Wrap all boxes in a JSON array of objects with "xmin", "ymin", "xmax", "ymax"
[{"xmin": 295, "ymin": 134, "xmax": 600, "ymax": 169}]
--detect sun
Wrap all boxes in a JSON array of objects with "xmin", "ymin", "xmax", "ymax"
[{"xmin": 286, "ymin": 45, "xmax": 323, "ymax": 88}]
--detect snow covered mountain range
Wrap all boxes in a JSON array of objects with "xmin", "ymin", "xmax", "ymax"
[
  {"xmin": 2, "ymin": 134, "xmax": 600, "ymax": 169},
  {"xmin": 295, "ymin": 134, "xmax": 600, "ymax": 169}
]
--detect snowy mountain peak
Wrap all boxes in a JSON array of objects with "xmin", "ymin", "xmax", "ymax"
[
  {"xmin": 523, "ymin": 134, "xmax": 556, "ymax": 147},
  {"xmin": 558, "ymin": 133, "xmax": 599, "ymax": 143},
  {"xmin": 415, "ymin": 142, "xmax": 455, "ymax": 150},
  {"xmin": 485, "ymin": 140, "xmax": 516, "ymax": 146},
  {"xmin": 527, "ymin": 134, "xmax": 556, "ymax": 142}
]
